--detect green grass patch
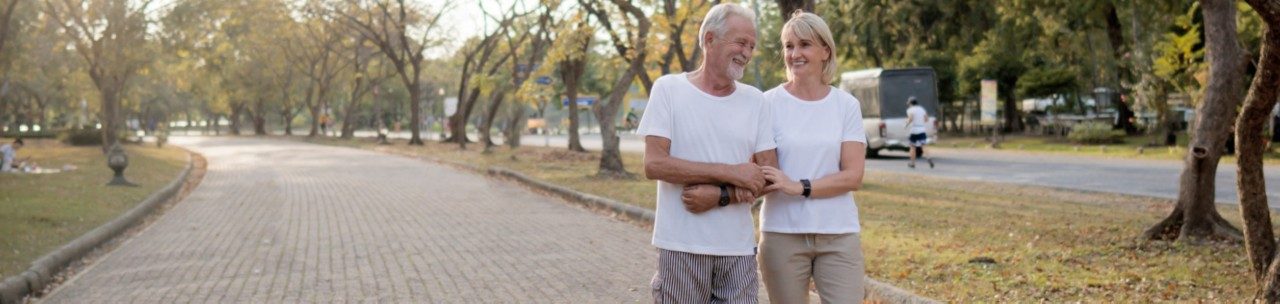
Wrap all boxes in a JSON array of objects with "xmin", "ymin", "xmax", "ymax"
[
  {"xmin": 304, "ymin": 135, "xmax": 1261, "ymax": 301},
  {"xmin": 0, "ymin": 139, "xmax": 188, "ymax": 278}
]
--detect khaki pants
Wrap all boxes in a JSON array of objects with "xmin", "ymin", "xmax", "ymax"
[{"xmin": 758, "ymin": 232, "xmax": 865, "ymax": 304}]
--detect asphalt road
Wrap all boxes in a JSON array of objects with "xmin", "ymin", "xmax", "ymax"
[{"xmin": 520, "ymin": 133, "xmax": 1280, "ymax": 206}]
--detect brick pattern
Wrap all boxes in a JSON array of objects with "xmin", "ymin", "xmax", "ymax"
[{"xmin": 41, "ymin": 137, "xmax": 655, "ymax": 303}]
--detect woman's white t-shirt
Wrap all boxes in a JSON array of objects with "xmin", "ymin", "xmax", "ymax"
[{"xmin": 762, "ymin": 85, "xmax": 867, "ymax": 234}]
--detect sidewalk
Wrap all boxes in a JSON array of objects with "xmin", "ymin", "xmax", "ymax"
[{"xmin": 39, "ymin": 137, "xmax": 654, "ymax": 302}]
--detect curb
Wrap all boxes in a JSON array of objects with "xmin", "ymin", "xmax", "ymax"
[
  {"xmin": 487, "ymin": 167, "xmax": 655, "ymax": 224},
  {"xmin": 0, "ymin": 153, "xmax": 195, "ymax": 304}
]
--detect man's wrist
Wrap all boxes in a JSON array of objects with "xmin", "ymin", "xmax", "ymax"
[{"xmin": 718, "ymin": 184, "xmax": 731, "ymax": 206}]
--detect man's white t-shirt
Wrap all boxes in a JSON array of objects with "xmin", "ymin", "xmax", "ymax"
[
  {"xmin": 762, "ymin": 86, "xmax": 866, "ymax": 234},
  {"xmin": 906, "ymin": 105, "xmax": 928, "ymax": 134},
  {"xmin": 636, "ymin": 73, "xmax": 776, "ymax": 256}
]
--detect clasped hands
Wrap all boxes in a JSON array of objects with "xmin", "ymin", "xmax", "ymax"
[{"xmin": 680, "ymin": 163, "xmax": 802, "ymax": 213}]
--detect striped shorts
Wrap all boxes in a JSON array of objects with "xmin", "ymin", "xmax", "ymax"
[{"xmin": 651, "ymin": 249, "xmax": 759, "ymax": 304}]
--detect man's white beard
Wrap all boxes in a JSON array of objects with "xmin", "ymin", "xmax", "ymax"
[{"xmin": 727, "ymin": 63, "xmax": 746, "ymax": 80}]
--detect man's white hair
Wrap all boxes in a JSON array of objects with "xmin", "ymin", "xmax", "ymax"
[{"xmin": 699, "ymin": 3, "xmax": 757, "ymax": 48}]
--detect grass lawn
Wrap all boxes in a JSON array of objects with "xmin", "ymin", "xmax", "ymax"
[
  {"xmin": 939, "ymin": 133, "xmax": 1280, "ymax": 165},
  {"xmin": 0, "ymin": 139, "xmax": 189, "ymax": 278},
  {"xmin": 303, "ymin": 136, "xmax": 1263, "ymax": 301}
]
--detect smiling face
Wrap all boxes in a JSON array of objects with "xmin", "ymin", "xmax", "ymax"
[
  {"xmin": 781, "ymin": 27, "xmax": 830, "ymax": 82},
  {"xmin": 705, "ymin": 14, "xmax": 757, "ymax": 81}
]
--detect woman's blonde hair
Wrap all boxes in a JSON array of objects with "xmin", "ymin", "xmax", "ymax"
[{"xmin": 781, "ymin": 10, "xmax": 837, "ymax": 83}]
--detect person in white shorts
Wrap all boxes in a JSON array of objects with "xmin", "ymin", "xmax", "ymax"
[
  {"xmin": 905, "ymin": 96, "xmax": 934, "ymax": 168},
  {"xmin": 636, "ymin": 3, "xmax": 778, "ymax": 303},
  {"xmin": 757, "ymin": 10, "xmax": 868, "ymax": 303}
]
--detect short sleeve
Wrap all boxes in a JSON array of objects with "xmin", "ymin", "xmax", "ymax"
[
  {"xmin": 755, "ymin": 99, "xmax": 778, "ymax": 153},
  {"xmin": 842, "ymin": 94, "xmax": 868, "ymax": 143},
  {"xmin": 636, "ymin": 79, "xmax": 673, "ymax": 139}
]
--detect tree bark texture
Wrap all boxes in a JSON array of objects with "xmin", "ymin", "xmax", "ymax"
[{"xmin": 1144, "ymin": 0, "xmax": 1246, "ymax": 243}]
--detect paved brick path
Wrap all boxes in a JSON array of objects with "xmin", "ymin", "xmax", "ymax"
[{"xmin": 40, "ymin": 137, "xmax": 655, "ymax": 303}]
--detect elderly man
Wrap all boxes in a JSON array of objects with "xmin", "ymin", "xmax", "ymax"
[{"xmin": 636, "ymin": 3, "xmax": 777, "ymax": 303}]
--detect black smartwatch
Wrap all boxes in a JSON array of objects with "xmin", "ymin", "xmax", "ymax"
[
  {"xmin": 800, "ymin": 179, "xmax": 812, "ymax": 198},
  {"xmin": 718, "ymin": 185, "xmax": 731, "ymax": 206}
]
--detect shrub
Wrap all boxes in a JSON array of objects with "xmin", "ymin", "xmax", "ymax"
[
  {"xmin": 59, "ymin": 128, "xmax": 104, "ymax": 146},
  {"xmin": 1068, "ymin": 122, "xmax": 1125, "ymax": 144}
]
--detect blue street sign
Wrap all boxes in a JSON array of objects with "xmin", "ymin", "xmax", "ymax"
[
  {"xmin": 562, "ymin": 97, "xmax": 596, "ymax": 107},
  {"xmin": 536, "ymin": 76, "xmax": 552, "ymax": 85}
]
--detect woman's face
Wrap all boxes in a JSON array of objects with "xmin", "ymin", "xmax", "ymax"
[{"xmin": 782, "ymin": 29, "xmax": 829, "ymax": 80}]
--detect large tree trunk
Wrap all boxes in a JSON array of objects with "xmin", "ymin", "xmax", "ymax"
[
  {"xmin": 1242, "ymin": 25, "xmax": 1280, "ymax": 285},
  {"xmin": 340, "ymin": 102, "xmax": 359, "ymax": 139},
  {"xmin": 99, "ymin": 86, "xmax": 121, "ymax": 153},
  {"xmin": 1144, "ymin": 0, "xmax": 1246, "ymax": 243},
  {"xmin": 1237, "ymin": 1, "xmax": 1280, "ymax": 299},
  {"xmin": 564, "ymin": 60, "xmax": 587, "ymax": 152}
]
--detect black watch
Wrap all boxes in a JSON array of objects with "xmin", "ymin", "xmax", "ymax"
[
  {"xmin": 718, "ymin": 184, "xmax": 731, "ymax": 206},
  {"xmin": 800, "ymin": 179, "xmax": 812, "ymax": 198}
]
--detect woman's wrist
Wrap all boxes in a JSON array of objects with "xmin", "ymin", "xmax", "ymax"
[{"xmin": 788, "ymin": 180, "xmax": 805, "ymax": 196}]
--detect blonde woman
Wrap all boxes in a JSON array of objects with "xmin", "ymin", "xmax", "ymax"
[{"xmin": 758, "ymin": 11, "xmax": 868, "ymax": 303}]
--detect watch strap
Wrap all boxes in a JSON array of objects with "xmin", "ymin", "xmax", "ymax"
[{"xmin": 719, "ymin": 184, "xmax": 731, "ymax": 206}]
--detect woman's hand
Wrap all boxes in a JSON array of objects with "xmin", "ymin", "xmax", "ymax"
[{"xmin": 761, "ymin": 166, "xmax": 803, "ymax": 196}]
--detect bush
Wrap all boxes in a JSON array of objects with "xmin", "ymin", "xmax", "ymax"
[
  {"xmin": 59, "ymin": 128, "xmax": 104, "ymax": 146},
  {"xmin": 1068, "ymin": 122, "xmax": 1125, "ymax": 144}
]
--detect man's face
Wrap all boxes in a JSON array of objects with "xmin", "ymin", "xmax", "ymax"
[{"xmin": 707, "ymin": 15, "xmax": 756, "ymax": 80}]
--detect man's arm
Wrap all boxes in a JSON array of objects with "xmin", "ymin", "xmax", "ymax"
[{"xmin": 643, "ymin": 136, "xmax": 765, "ymax": 193}]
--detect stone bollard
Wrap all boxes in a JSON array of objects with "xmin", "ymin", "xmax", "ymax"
[{"xmin": 106, "ymin": 143, "xmax": 138, "ymax": 187}]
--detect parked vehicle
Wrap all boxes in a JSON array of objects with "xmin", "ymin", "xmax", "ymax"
[{"xmin": 839, "ymin": 67, "xmax": 940, "ymax": 156}]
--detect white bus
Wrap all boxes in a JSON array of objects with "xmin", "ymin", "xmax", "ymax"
[{"xmin": 839, "ymin": 68, "xmax": 940, "ymax": 157}]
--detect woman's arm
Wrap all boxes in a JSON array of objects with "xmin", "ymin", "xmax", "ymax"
[{"xmin": 762, "ymin": 141, "xmax": 866, "ymax": 198}]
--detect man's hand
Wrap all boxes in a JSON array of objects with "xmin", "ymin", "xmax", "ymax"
[
  {"xmin": 681, "ymin": 184, "xmax": 721, "ymax": 213},
  {"xmin": 726, "ymin": 163, "xmax": 766, "ymax": 194}
]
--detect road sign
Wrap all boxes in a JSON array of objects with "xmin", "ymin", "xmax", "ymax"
[
  {"xmin": 980, "ymin": 80, "xmax": 998, "ymax": 126},
  {"xmin": 563, "ymin": 97, "xmax": 596, "ymax": 107}
]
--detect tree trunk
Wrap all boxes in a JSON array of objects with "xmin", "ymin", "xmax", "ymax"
[
  {"xmin": 408, "ymin": 84, "xmax": 423, "ymax": 145},
  {"xmin": 99, "ymin": 86, "xmax": 121, "ymax": 153},
  {"xmin": 229, "ymin": 103, "xmax": 244, "ymax": 136},
  {"xmin": 308, "ymin": 104, "xmax": 321, "ymax": 137},
  {"xmin": 1241, "ymin": 25, "xmax": 1280, "ymax": 284},
  {"xmin": 564, "ymin": 60, "xmax": 587, "ymax": 152},
  {"xmin": 340, "ymin": 101, "xmax": 359, "ymax": 139},
  {"xmin": 481, "ymin": 92, "xmax": 506, "ymax": 152},
  {"xmin": 775, "ymin": 0, "xmax": 815, "ymax": 18},
  {"xmin": 252, "ymin": 99, "xmax": 267, "ymax": 136},
  {"xmin": 506, "ymin": 104, "xmax": 526, "ymax": 149},
  {"xmin": 1144, "ymin": 0, "xmax": 1246, "ymax": 243},
  {"xmin": 281, "ymin": 111, "xmax": 294, "ymax": 136},
  {"xmin": 1237, "ymin": 1, "xmax": 1280, "ymax": 297}
]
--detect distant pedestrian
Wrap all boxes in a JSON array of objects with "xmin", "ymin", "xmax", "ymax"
[
  {"xmin": 1, "ymin": 138, "xmax": 24, "ymax": 172},
  {"xmin": 904, "ymin": 96, "xmax": 933, "ymax": 168}
]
